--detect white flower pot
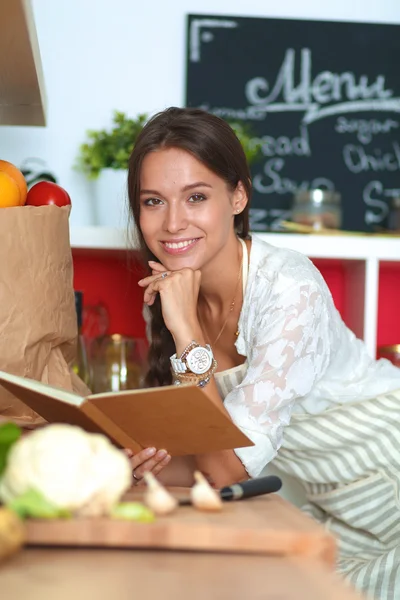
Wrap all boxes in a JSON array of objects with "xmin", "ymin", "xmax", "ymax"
[{"xmin": 93, "ymin": 168, "xmax": 129, "ymax": 228}]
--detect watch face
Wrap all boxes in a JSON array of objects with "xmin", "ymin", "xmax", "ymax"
[{"xmin": 187, "ymin": 346, "xmax": 212, "ymax": 375}]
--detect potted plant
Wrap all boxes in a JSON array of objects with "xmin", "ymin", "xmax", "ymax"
[
  {"xmin": 76, "ymin": 111, "xmax": 147, "ymax": 227},
  {"xmin": 226, "ymin": 120, "xmax": 262, "ymax": 167},
  {"xmin": 76, "ymin": 111, "xmax": 261, "ymax": 227}
]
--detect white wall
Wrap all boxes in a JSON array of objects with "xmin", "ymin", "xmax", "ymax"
[{"xmin": 1, "ymin": 0, "xmax": 400, "ymax": 226}]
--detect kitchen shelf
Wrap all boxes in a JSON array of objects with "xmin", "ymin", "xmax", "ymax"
[
  {"xmin": 70, "ymin": 227, "xmax": 133, "ymax": 252},
  {"xmin": 70, "ymin": 226, "xmax": 400, "ymax": 260},
  {"xmin": 70, "ymin": 226, "xmax": 400, "ymax": 358},
  {"xmin": 0, "ymin": 0, "xmax": 46, "ymax": 126}
]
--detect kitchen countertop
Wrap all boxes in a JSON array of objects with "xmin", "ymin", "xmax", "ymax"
[
  {"xmin": 2, "ymin": 547, "xmax": 365, "ymax": 600},
  {"xmin": 1, "ymin": 491, "xmax": 365, "ymax": 600}
]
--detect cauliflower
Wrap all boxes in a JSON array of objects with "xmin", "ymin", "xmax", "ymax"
[{"xmin": 0, "ymin": 424, "xmax": 132, "ymax": 517}]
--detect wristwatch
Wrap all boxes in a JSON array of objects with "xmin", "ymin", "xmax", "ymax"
[{"xmin": 170, "ymin": 341, "xmax": 214, "ymax": 376}]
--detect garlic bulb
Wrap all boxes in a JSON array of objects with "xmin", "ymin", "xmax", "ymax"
[
  {"xmin": 190, "ymin": 471, "xmax": 223, "ymax": 511},
  {"xmin": 143, "ymin": 472, "xmax": 177, "ymax": 516}
]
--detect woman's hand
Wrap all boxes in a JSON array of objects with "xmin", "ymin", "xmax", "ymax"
[
  {"xmin": 124, "ymin": 447, "xmax": 171, "ymax": 484},
  {"xmin": 138, "ymin": 261, "xmax": 203, "ymax": 349}
]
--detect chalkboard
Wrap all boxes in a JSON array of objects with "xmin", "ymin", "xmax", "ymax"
[{"xmin": 185, "ymin": 15, "xmax": 400, "ymax": 232}]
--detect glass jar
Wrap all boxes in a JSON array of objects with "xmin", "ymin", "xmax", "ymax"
[
  {"xmin": 89, "ymin": 334, "xmax": 148, "ymax": 393},
  {"xmin": 291, "ymin": 189, "xmax": 342, "ymax": 230},
  {"xmin": 377, "ymin": 345, "xmax": 400, "ymax": 368}
]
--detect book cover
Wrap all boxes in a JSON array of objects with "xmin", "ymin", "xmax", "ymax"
[{"xmin": 0, "ymin": 371, "xmax": 253, "ymax": 456}]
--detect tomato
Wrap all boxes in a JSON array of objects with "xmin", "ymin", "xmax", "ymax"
[{"xmin": 25, "ymin": 181, "xmax": 71, "ymax": 207}]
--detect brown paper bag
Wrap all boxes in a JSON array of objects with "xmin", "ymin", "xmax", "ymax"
[{"xmin": 0, "ymin": 204, "xmax": 90, "ymax": 428}]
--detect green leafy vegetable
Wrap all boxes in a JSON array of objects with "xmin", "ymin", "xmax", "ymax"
[
  {"xmin": 110, "ymin": 502, "xmax": 155, "ymax": 522},
  {"xmin": 7, "ymin": 488, "xmax": 71, "ymax": 520},
  {"xmin": 0, "ymin": 422, "xmax": 21, "ymax": 476}
]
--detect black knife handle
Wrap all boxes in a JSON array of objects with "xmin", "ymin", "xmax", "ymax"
[{"xmin": 220, "ymin": 475, "xmax": 282, "ymax": 501}]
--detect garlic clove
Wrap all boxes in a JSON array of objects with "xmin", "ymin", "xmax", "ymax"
[
  {"xmin": 143, "ymin": 472, "xmax": 178, "ymax": 516},
  {"xmin": 190, "ymin": 471, "xmax": 223, "ymax": 511}
]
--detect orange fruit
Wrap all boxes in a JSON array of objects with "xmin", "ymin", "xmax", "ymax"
[
  {"xmin": 0, "ymin": 160, "xmax": 27, "ymax": 205},
  {"xmin": 0, "ymin": 172, "xmax": 21, "ymax": 207}
]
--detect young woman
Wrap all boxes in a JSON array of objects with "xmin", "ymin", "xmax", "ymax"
[{"xmin": 126, "ymin": 106, "xmax": 400, "ymax": 598}]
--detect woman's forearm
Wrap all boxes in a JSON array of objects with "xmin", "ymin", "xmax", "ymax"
[
  {"xmin": 157, "ymin": 451, "xmax": 248, "ymax": 489},
  {"xmin": 157, "ymin": 455, "xmax": 197, "ymax": 487},
  {"xmin": 174, "ymin": 333, "xmax": 249, "ymax": 487},
  {"xmin": 157, "ymin": 378, "xmax": 249, "ymax": 488},
  {"xmin": 194, "ymin": 378, "xmax": 249, "ymax": 487},
  {"xmin": 195, "ymin": 449, "xmax": 249, "ymax": 488}
]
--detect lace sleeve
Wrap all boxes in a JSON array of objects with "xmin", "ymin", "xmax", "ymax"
[{"xmin": 224, "ymin": 279, "xmax": 331, "ymax": 477}]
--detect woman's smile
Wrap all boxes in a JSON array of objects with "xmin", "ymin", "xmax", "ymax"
[{"xmin": 161, "ymin": 237, "xmax": 202, "ymax": 255}]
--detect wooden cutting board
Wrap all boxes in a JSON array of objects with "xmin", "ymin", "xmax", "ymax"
[{"xmin": 25, "ymin": 489, "xmax": 336, "ymax": 566}]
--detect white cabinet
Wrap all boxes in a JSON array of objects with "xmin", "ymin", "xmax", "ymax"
[
  {"xmin": 0, "ymin": 0, "xmax": 46, "ymax": 126},
  {"xmin": 70, "ymin": 227, "xmax": 400, "ymax": 357}
]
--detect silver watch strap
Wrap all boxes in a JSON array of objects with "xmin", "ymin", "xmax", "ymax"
[
  {"xmin": 170, "ymin": 340, "xmax": 199, "ymax": 374},
  {"xmin": 170, "ymin": 354, "xmax": 187, "ymax": 374},
  {"xmin": 170, "ymin": 342, "xmax": 213, "ymax": 375}
]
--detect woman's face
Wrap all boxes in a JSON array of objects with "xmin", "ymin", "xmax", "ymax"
[{"xmin": 139, "ymin": 147, "xmax": 246, "ymax": 271}]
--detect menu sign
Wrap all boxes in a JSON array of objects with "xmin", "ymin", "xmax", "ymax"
[{"xmin": 185, "ymin": 15, "xmax": 400, "ymax": 231}]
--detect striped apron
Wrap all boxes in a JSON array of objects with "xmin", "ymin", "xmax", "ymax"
[{"xmin": 216, "ymin": 368, "xmax": 400, "ymax": 600}]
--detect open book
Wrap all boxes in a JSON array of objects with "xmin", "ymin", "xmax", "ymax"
[{"xmin": 0, "ymin": 370, "xmax": 253, "ymax": 456}]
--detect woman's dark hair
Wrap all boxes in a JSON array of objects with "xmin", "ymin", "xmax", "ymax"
[{"xmin": 127, "ymin": 107, "xmax": 252, "ymax": 387}]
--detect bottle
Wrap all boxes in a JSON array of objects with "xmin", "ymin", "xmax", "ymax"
[
  {"xmin": 291, "ymin": 189, "xmax": 342, "ymax": 230},
  {"xmin": 90, "ymin": 334, "xmax": 148, "ymax": 393},
  {"xmin": 72, "ymin": 291, "xmax": 90, "ymax": 386}
]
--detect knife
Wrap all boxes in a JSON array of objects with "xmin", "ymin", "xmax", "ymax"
[{"xmin": 178, "ymin": 475, "xmax": 282, "ymax": 506}]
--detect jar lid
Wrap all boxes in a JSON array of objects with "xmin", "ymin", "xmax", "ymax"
[
  {"xmin": 294, "ymin": 189, "xmax": 341, "ymax": 205},
  {"xmin": 391, "ymin": 197, "xmax": 400, "ymax": 209},
  {"xmin": 378, "ymin": 344, "xmax": 400, "ymax": 354}
]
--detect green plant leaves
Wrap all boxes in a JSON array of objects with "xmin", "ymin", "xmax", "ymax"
[
  {"xmin": 75, "ymin": 109, "xmax": 263, "ymax": 179},
  {"xmin": 0, "ymin": 422, "xmax": 21, "ymax": 477},
  {"xmin": 8, "ymin": 488, "xmax": 71, "ymax": 520},
  {"xmin": 76, "ymin": 111, "xmax": 148, "ymax": 179},
  {"xmin": 227, "ymin": 120, "xmax": 263, "ymax": 166}
]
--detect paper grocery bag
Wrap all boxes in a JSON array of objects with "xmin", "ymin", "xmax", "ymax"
[{"xmin": 0, "ymin": 205, "xmax": 90, "ymax": 428}]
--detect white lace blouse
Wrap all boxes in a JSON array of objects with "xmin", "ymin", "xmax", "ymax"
[{"xmin": 144, "ymin": 235, "xmax": 400, "ymax": 478}]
